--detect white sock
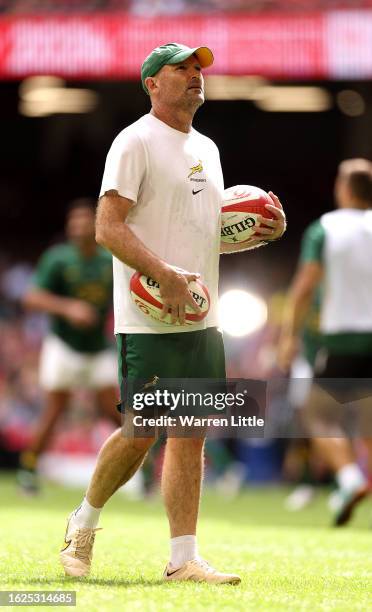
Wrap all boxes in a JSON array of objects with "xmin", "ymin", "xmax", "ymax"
[
  {"xmin": 169, "ymin": 535, "xmax": 199, "ymax": 569},
  {"xmin": 72, "ymin": 497, "xmax": 102, "ymax": 529},
  {"xmin": 336, "ymin": 463, "xmax": 366, "ymax": 492}
]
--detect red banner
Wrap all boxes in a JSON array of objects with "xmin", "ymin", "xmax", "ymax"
[{"xmin": 0, "ymin": 12, "xmax": 371, "ymax": 80}]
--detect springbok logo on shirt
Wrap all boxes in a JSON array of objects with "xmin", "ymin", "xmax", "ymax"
[{"xmin": 188, "ymin": 160, "xmax": 203, "ymax": 178}]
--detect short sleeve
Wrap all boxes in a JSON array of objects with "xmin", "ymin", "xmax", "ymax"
[
  {"xmin": 300, "ymin": 219, "xmax": 325, "ymax": 264},
  {"xmin": 32, "ymin": 250, "xmax": 62, "ymax": 292},
  {"xmin": 99, "ymin": 130, "xmax": 146, "ymax": 203}
]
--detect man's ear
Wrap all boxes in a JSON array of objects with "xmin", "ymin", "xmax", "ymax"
[{"xmin": 145, "ymin": 76, "xmax": 157, "ymax": 95}]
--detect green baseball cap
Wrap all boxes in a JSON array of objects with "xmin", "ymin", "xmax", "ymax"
[{"xmin": 141, "ymin": 42, "xmax": 214, "ymax": 94}]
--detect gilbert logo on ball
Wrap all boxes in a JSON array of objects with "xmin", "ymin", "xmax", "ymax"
[
  {"xmin": 221, "ymin": 185, "xmax": 276, "ymax": 244},
  {"xmin": 130, "ymin": 272, "xmax": 210, "ymax": 325}
]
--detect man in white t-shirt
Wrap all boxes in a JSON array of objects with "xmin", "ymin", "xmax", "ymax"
[
  {"xmin": 278, "ymin": 158, "xmax": 372, "ymax": 526},
  {"xmin": 60, "ymin": 42, "xmax": 286, "ymax": 583}
]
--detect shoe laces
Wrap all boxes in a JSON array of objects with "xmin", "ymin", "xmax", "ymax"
[
  {"xmin": 72, "ymin": 528, "xmax": 101, "ymax": 563},
  {"xmin": 190, "ymin": 558, "xmax": 214, "ymax": 574}
]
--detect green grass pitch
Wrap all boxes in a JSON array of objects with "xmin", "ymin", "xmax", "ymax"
[{"xmin": 0, "ymin": 474, "xmax": 371, "ymax": 611}]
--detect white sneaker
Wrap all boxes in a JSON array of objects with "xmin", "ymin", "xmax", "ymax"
[
  {"xmin": 284, "ymin": 485, "xmax": 316, "ymax": 511},
  {"xmin": 215, "ymin": 462, "xmax": 246, "ymax": 499},
  {"xmin": 332, "ymin": 484, "xmax": 369, "ymax": 527},
  {"xmin": 60, "ymin": 513, "xmax": 101, "ymax": 577},
  {"xmin": 163, "ymin": 558, "xmax": 241, "ymax": 584}
]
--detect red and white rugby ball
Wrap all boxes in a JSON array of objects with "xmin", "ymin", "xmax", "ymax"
[
  {"xmin": 130, "ymin": 272, "xmax": 210, "ymax": 325},
  {"xmin": 221, "ymin": 185, "xmax": 276, "ymax": 244}
]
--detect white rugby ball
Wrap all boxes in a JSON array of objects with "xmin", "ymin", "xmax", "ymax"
[
  {"xmin": 130, "ymin": 272, "xmax": 210, "ymax": 325},
  {"xmin": 221, "ymin": 184, "xmax": 275, "ymax": 244}
]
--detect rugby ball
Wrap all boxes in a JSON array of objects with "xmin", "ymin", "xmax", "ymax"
[
  {"xmin": 221, "ymin": 185, "xmax": 276, "ymax": 244},
  {"xmin": 130, "ymin": 272, "xmax": 210, "ymax": 325}
]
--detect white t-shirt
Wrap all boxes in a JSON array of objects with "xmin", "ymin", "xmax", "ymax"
[
  {"xmin": 321, "ymin": 208, "xmax": 372, "ymax": 332},
  {"xmin": 99, "ymin": 113, "xmax": 224, "ymax": 334}
]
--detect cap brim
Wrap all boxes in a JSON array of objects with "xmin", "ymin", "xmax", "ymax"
[{"xmin": 167, "ymin": 46, "xmax": 214, "ymax": 69}]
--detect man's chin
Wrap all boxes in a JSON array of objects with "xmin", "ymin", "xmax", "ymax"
[
  {"xmin": 189, "ymin": 92, "xmax": 205, "ymax": 108},
  {"xmin": 179, "ymin": 92, "xmax": 204, "ymax": 113}
]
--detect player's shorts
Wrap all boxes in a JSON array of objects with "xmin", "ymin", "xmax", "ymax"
[
  {"xmin": 314, "ymin": 351, "xmax": 372, "ymax": 379},
  {"xmin": 314, "ymin": 349, "xmax": 372, "ymax": 397},
  {"xmin": 303, "ymin": 350, "xmax": 372, "ymax": 436},
  {"xmin": 116, "ymin": 326, "xmax": 226, "ymax": 407},
  {"xmin": 39, "ymin": 334, "xmax": 117, "ymax": 391}
]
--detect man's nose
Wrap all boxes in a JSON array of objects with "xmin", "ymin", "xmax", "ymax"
[{"xmin": 190, "ymin": 66, "xmax": 202, "ymax": 78}]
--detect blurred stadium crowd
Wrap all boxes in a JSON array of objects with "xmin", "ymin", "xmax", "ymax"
[
  {"xmin": 2, "ymin": 0, "xmax": 372, "ymax": 14},
  {"xmin": 0, "ymin": 261, "xmax": 116, "ymax": 471}
]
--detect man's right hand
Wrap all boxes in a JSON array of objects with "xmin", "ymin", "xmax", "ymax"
[
  {"xmin": 157, "ymin": 266, "xmax": 202, "ymax": 325},
  {"xmin": 64, "ymin": 300, "xmax": 98, "ymax": 329}
]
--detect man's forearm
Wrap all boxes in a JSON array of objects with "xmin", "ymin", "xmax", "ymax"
[
  {"xmin": 96, "ymin": 221, "xmax": 170, "ymax": 282},
  {"xmin": 282, "ymin": 289, "xmax": 314, "ymax": 338},
  {"xmin": 281, "ymin": 263, "xmax": 322, "ymax": 338},
  {"xmin": 23, "ymin": 289, "xmax": 72, "ymax": 317}
]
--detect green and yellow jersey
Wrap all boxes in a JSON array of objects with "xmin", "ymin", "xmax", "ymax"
[{"xmin": 33, "ymin": 243, "xmax": 113, "ymax": 353}]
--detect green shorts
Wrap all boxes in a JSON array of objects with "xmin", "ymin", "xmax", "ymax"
[{"xmin": 116, "ymin": 327, "xmax": 225, "ymax": 405}]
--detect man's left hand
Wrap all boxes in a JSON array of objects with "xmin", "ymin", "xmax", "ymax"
[{"xmin": 262, "ymin": 192, "xmax": 287, "ymax": 241}]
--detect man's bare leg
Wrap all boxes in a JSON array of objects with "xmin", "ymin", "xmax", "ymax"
[
  {"xmin": 159, "ymin": 436, "xmax": 240, "ymax": 583},
  {"xmin": 311, "ymin": 437, "xmax": 368, "ymax": 525},
  {"xmin": 160, "ymin": 437, "xmax": 204, "ymax": 571},
  {"xmin": 60, "ymin": 420, "xmax": 155, "ymax": 576},
  {"xmin": 361, "ymin": 438, "xmax": 372, "ymax": 481},
  {"xmin": 304, "ymin": 384, "xmax": 363, "ymax": 484},
  {"xmin": 86, "ymin": 428, "xmax": 155, "ymax": 507},
  {"xmin": 311, "ymin": 438, "xmax": 355, "ymax": 472},
  {"xmin": 302, "ymin": 385, "xmax": 368, "ymax": 525},
  {"xmin": 162, "ymin": 437, "xmax": 204, "ymax": 537},
  {"xmin": 18, "ymin": 391, "xmax": 70, "ymax": 493},
  {"xmin": 27, "ymin": 390, "xmax": 71, "ymax": 457}
]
